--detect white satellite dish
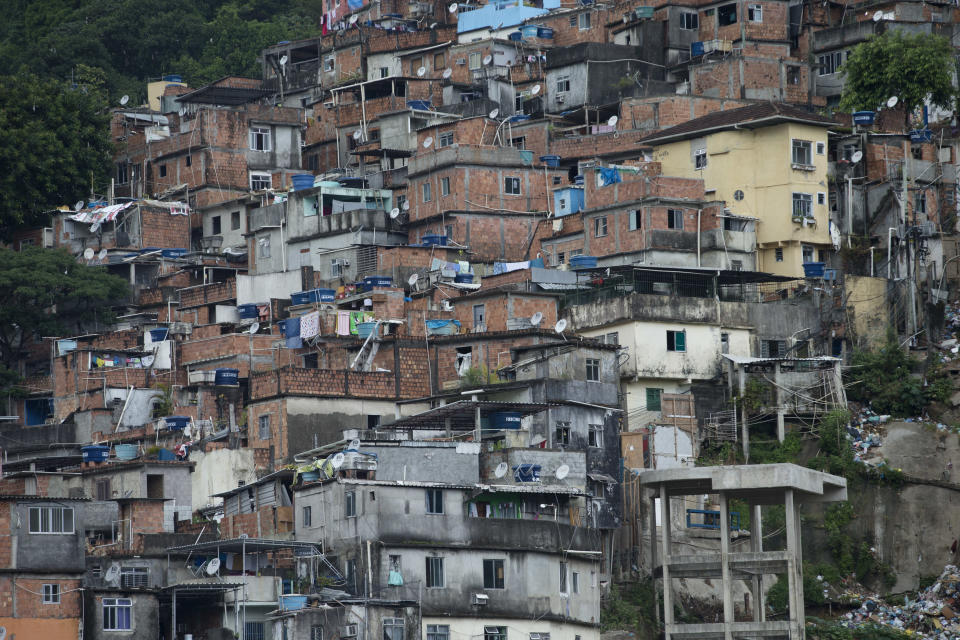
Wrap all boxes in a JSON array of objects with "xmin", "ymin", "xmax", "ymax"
[
  {"xmin": 74, "ymin": 200, "xmax": 85, "ymax": 212},
  {"xmin": 249, "ymin": 322, "xmax": 260, "ymax": 334},
  {"xmin": 851, "ymin": 150, "xmax": 863, "ymax": 163},
  {"xmin": 417, "ymin": 66, "xmax": 427, "ymax": 77},
  {"xmin": 555, "ymin": 464, "xmax": 570, "ymax": 480},
  {"xmin": 390, "ymin": 207, "xmax": 400, "ymax": 219},
  {"xmin": 489, "ymin": 108, "xmax": 500, "ymax": 119},
  {"xmin": 90, "ymin": 221, "xmax": 102, "ymax": 234},
  {"xmin": 530, "ymin": 84, "xmax": 541, "ymax": 95},
  {"xmin": 423, "ymin": 136, "xmax": 434, "ymax": 148},
  {"xmin": 142, "ymin": 354, "xmax": 155, "ymax": 367},
  {"xmin": 352, "ymin": 130, "xmax": 362, "ymax": 140},
  {"xmin": 483, "ymin": 55, "xmax": 493, "ymax": 66},
  {"xmin": 494, "ymin": 462, "xmax": 509, "ymax": 478},
  {"xmin": 449, "ymin": 2, "xmax": 459, "ymax": 11},
  {"xmin": 886, "ymin": 96, "xmax": 899, "ymax": 108},
  {"xmin": 530, "ymin": 311, "xmax": 543, "ymax": 326},
  {"xmin": 408, "ymin": 273, "xmax": 419, "ymax": 286},
  {"xmin": 119, "ymin": 95, "xmax": 130, "ymax": 106},
  {"xmin": 607, "ymin": 115, "xmax": 618, "ymax": 127},
  {"xmin": 554, "ymin": 319, "xmax": 567, "ymax": 334},
  {"xmin": 105, "ymin": 563, "xmax": 121, "ymax": 585},
  {"xmin": 872, "ymin": 10, "xmax": 883, "ymax": 21},
  {"xmin": 83, "ymin": 248, "xmax": 95, "ymax": 260},
  {"xmin": 331, "ymin": 452, "xmax": 346, "ymax": 468},
  {"xmin": 206, "ymin": 557, "xmax": 221, "ymax": 575},
  {"xmin": 349, "ymin": 14, "xmax": 359, "ymax": 24},
  {"xmin": 349, "ymin": 438, "xmax": 361, "ymax": 449},
  {"xmin": 430, "ymin": 22, "xmax": 438, "ymax": 29},
  {"xmin": 442, "ymin": 68, "xmax": 453, "ymax": 79},
  {"xmin": 0, "ymin": 625, "xmax": 7, "ymax": 640},
  {"xmin": 98, "ymin": 248, "xmax": 108, "ymax": 261},
  {"xmin": 402, "ymin": 200, "xmax": 410, "ymax": 211},
  {"xmin": 279, "ymin": 55, "xmax": 289, "ymax": 66}
]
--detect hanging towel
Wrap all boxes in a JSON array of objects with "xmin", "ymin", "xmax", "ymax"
[
  {"xmin": 336, "ymin": 311, "xmax": 351, "ymax": 336},
  {"xmin": 299, "ymin": 311, "xmax": 320, "ymax": 339},
  {"xmin": 285, "ymin": 317, "xmax": 303, "ymax": 348},
  {"xmin": 388, "ymin": 570, "xmax": 404, "ymax": 586}
]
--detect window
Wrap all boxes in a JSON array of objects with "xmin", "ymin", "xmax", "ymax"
[
  {"xmin": 761, "ymin": 339, "xmax": 787, "ymax": 358},
  {"xmin": 586, "ymin": 358, "xmax": 600, "ymax": 381},
  {"xmin": 186, "ymin": 155, "xmax": 192, "ymax": 167},
  {"xmin": 817, "ymin": 192, "xmax": 826, "ymax": 205},
  {"xmin": 324, "ymin": 57, "xmax": 334, "ymax": 72},
  {"xmin": 246, "ymin": 622, "xmax": 266, "ymax": 640},
  {"xmin": 588, "ymin": 424, "xmax": 603, "ymax": 447},
  {"xmin": 159, "ymin": 164, "xmax": 167, "ymax": 178},
  {"xmin": 646, "ymin": 387, "xmax": 662, "ymax": 411},
  {"xmin": 410, "ymin": 56, "xmax": 424, "ymax": 74},
  {"xmin": 594, "ymin": 216, "xmax": 608, "ymax": 237},
  {"xmin": 434, "ymin": 53, "xmax": 445, "ymax": 69},
  {"xmin": 103, "ymin": 598, "xmax": 132, "ymax": 631},
  {"xmin": 441, "ymin": 177, "xmax": 450, "ymax": 196},
  {"xmin": 559, "ymin": 561, "xmax": 568, "ymax": 593},
  {"xmin": 802, "ymin": 244, "xmax": 814, "ymax": 263},
  {"xmin": 258, "ymin": 414, "xmax": 271, "ymax": 440},
  {"xmin": 312, "ymin": 626, "xmax": 325, "ymax": 640},
  {"xmin": 816, "ymin": 141, "xmax": 825, "ymax": 155},
  {"xmin": 694, "ymin": 148, "xmax": 707, "ymax": 169},
  {"xmin": 667, "ymin": 330, "xmax": 686, "ymax": 352},
  {"xmin": 422, "ymin": 181, "xmax": 432, "ymax": 202},
  {"xmin": 121, "ymin": 566, "xmax": 149, "ymax": 588},
  {"xmin": 426, "ymin": 488, "xmax": 444, "ymax": 514},
  {"xmin": 258, "ymin": 236, "xmax": 271, "ymax": 258},
  {"xmin": 346, "ymin": 559, "xmax": 357, "ymax": 589},
  {"xmin": 721, "ymin": 332, "xmax": 730, "ymax": 354},
  {"xmin": 556, "ymin": 75, "xmax": 570, "ymax": 94},
  {"xmin": 511, "ymin": 136, "xmax": 526, "ymax": 149},
  {"xmin": 485, "ymin": 627, "xmax": 507, "ymax": 640},
  {"xmin": 426, "ymin": 556, "xmax": 445, "ymax": 588},
  {"xmin": 438, "ymin": 131, "xmax": 454, "ymax": 148},
  {"xmin": 212, "ymin": 215, "xmax": 222, "ymax": 235},
  {"xmin": 379, "ymin": 67, "xmax": 389, "ymax": 78},
  {"xmin": 384, "ymin": 618, "xmax": 405, "ymax": 640},
  {"xmin": 345, "ymin": 491, "xmax": 357, "ymax": 517},
  {"xmin": 605, "ymin": 332, "xmax": 619, "ymax": 345},
  {"xmin": 250, "ymin": 172, "xmax": 272, "ymax": 191},
  {"xmin": 249, "ymin": 126, "xmax": 272, "ymax": 152},
  {"xmin": 469, "ymin": 52, "xmax": 482, "ymax": 70},
  {"xmin": 628, "ymin": 209, "xmax": 641, "ymax": 231},
  {"xmin": 775, "ymin": 247, "xmax": 784, "ymax": 262},
  {"xmin": 231, "ymin": 211, "xmax": 241, "ymax": 231},
  {"xmin": 718, "ymin": 4, "xmax": 737, "ymax": 24},
  {"xmin": 483, "ymin": 558, "xmax": 505, "ymax": 588},
  {"xmin": 556, "ymin": 251, "xmax": 565, "ymax": 265},
  {"xmin": 579, "ymin": 12, "xmax": 591, "ymax": 29},
  {"xmin": 504, "ymin": 176, "xmax": 521, "ymax": 195},
  {"xmin": 792, "ymin": 140, "xmax": 812, "ymax": 166},
  {"xmin": 427, "ymin": 625, "xmax": 450, "ymax": 640},
  {"xmin": 915, "ymin": 191, "xmax": 927, "ymax": 214},
  {"xmin": 792, "ymin": 193, "xmax": 813, "ymax": 218},
  {"xmin": 572, "ymin": 571, "xmax": 580, "ymax": 593},
  {"xmin": 569, "ymin": 15, "xmax": 577, "ymax": 26},
  {"xmin": 680, "ymin": 12, "xmax": 698, "ymax": 29},
  {"xmin": 555, "ymin": 421, "xmax": 571, "ymax": 446},
  {"xmin": 303, "ymin": 505, "xmax": 312, "ymax": 527},
  {"xmin": 117, "ymin": 163, "xmax": 129, "ymax": 184},
  {"xmin": 731, "ymin": 259, "xmax": 743, "ymax": 271},
  {"xmin": 786, "ymin": 66, "xmax": 801, "ymax": 85},
  {"xmin": 818, "ymin": 51, "xmax": 843, "ymax": 76},
  {"xmin": 473, "ymin": 304, "xmax": 485, "ymax": 329},
  {"xmin": 42, "ymin": 583, "xmax": 60, "ymax": 604},
  {"xmin": 96, "ymin": 478, "xmax": 111, "ymax": 501},
  {"xmin": 29, "ymin": 506, "xmax": 74, "ymax": 534},
  {"xmin": 667, "ymin": 209, "xmax": 684, "ymax": 230},
  {"xmin": 747, "ymin": 3, "xmax": 762, "ymax": 21}
]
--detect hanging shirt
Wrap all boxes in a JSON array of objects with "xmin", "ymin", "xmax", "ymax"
[{"xmin": 299, "ymin": 311, "xmax": 320, "ymax": 339}]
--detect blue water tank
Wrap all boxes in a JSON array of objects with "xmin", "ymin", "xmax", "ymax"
[{"xmin": 215, "ymin": 368, "xmax": 240, "ymax": 386}]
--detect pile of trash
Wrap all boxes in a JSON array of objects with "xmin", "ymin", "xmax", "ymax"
[
  {"xmin": 839, "ymin": 565, "xmax": 960, "ymax": 638},
  {"xmin": 846, "ymin": 407, "xmax": 890, "ymax": 465}
]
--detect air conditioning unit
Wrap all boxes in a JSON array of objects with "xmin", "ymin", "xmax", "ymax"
[
  {"xmin": 557, "ymin": 93, "xmax": 565, "ymax": 103},
  {"xmin": 456, "ymin": 58, "xmax": 466, "ymax": 66},
  {"xmin": 472, "ymin": 593, "xmax": 489, "ymax": 605},
  {"xmin": 341, "ymin": 625, "xmax": 359, "ymax": 637}
]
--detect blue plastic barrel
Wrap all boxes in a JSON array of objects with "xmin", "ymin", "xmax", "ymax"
[
  {"xmin": 291, "ymin": 174, "xmax": 315, "ymax": 191},
  {"xmin": 540, "ymin": 155, "xmax": 561, "ymax": 167},
  {"xmin": 570, "ymin": 255, "xmax": 598, "ymax": 269},
  {"xmin": 852, "ymin": 111, "xmax": 875, "ymax": 125},
  {"xmin": 215, "ymin": 368, "xmax": 239, "ymax": 386},
  {"xmin": 357, "ymin": 322, "xmax": 378, "ymax": 339},
  {"xmin": 164, "ymin": 416, "xmax": 190, "ymax": 431},
  {"xmin": 802, "ymin": 262, "xmax": 826, "ymax": 278},
  {"xmin": 406, "ymin": 100, "xmax": 431, "ymax": 111},
  {"xmin": 82, "ymin": 445, "xmax": 110, "ymax": 463},
  {"xmin": 115, "ymin": 444, "xmax": 139, "ymax": 461}
]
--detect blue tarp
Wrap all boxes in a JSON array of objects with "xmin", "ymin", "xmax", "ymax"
[
  {"xmin": 599, "ymin": 167, "xmax": 622, "ymax": 186},
  {"xmin": 285, "ymin": 317, "xmax": 303, "ymax": 349}
]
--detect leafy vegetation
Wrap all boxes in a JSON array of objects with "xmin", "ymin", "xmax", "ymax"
[
  {"xmin": 844, "ymin": 333, "xmax": 942, "ymax": 417},
  {"xmin": 601, "ymin": 580, "xmax": 661, "ymax": 635}
]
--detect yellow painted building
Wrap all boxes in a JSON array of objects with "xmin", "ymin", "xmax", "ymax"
[{"xmin": 642, "ymin": 103, "xmax": 836, "ymax": 277}]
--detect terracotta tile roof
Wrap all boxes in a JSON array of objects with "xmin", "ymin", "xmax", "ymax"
[{"xmin": 640, "ymin": 102, "xmax": 837, "ymax": 145}]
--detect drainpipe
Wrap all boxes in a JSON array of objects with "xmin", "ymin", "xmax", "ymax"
[
  {"xmin": 696, "ymin": 209, "xmax": 702, "ymax": 267},
  {"xmin": 887, "ymin": 227, "xmax": 896, "ymax": 279}
]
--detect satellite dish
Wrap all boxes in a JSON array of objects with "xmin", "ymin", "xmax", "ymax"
[
  {"xmin": 331, "ymin": 452, "xmax": 346, "ymax": 468},
  {"xmin": 442, "ymin": 68, "xmax": 453, "ymax": 79},
  {"xmin": 483, "ymin": 55, "xmax": 493, "ymax": 66},
  {"xmin": 105, "ymin": 563, "xmax": 121, "ymax": 585},
  {"xmin": 886, "ymin": 96, "xmax": 899, "ymax": 108},
  {"xmin": 430, "ymin": 22, "xmax": 438, "ymax": 29},
  {"xmin": 352, "ymin": 130, "xmax": 362, "ymax": 140},
  {"xmin": 249, "ymin": 322, "xmax": 260, "ymax": 334},
  {"xmin": 417, "ymin": 66, "xmax": 427, "ymax": 77},
  {"xmin": 851, "ymin": 150, "xmax": 863, "ymax": 163},
  {"xmin": 0, "ymin": 626, "xmax": 6, "ymax": 640},
  {"xmin": 206, "ymin": 557, "xmax": 221, "ymax": 575},
  {"xmin": 119, "ymin": 95, "xmax": 130, "ymax": 106},
  {"xmin": 555, "ymin": 464, "xmax": 570, "ymax": 480},
  {"xmin": 280, "ymin": 55, "xmax": 289, "ymax": 66},
  {"xmin": 98, "ymin": 248, "xmax": 108, "ymax": 261},
  {"xmin": 90, "ymin": 221, "xmax": 102, "ymax": 234},
  {"xmin": 74, "ymin": 200, "xmax": 85, "ymax": 212},
  {"xmin": 402, "ymin": 200, "xmax": 410, "ymax": 211},
  {"xmin": 423, "ymin": 136, "xmax": 433, "ymax": 148},
  {"xmin": 349, "ymin": 14, "xmax": 359, "ymax": 24},
  {"xmin": 530, "ymin": 311, "xmax": 543, "ymax": 326},
  {"xmin": 554, "ymin": 319, "xmax": 567, "ymax": 334},
  {"xmin": 494, "ymin": 462, "xmax": 509, "ymax": 478},
  {"xmin": 607, "ymin": 115, "xmax": 618, "ymax": 127},
  {"xmin": 349, "ymin": 438, "xmax": 361, "ymax": 449},
  {"xmin": 449, "ymin": 2, "xmax": 459, "ymax": 11},
  {"xmin": 530, "ymin": 84, "xmax": 541, "ymax": 96},
  {"xmin": 390, "ymin": 207, "xmax": 400, "ymax": 219},
  {"xmin": 489, "ymin": 108, "xmax": 500, "ymax": 119},
  {"xmin": 141, "ymin": 355, "xmax": 154, "ymax": 367},
  {"xmin": 872, "ymin": 10, "xmax": 883, "ymax": 21},
  {"xmin": 408, "ymin": 273, "xmax": 419, "ymax": 286},
  {"xmin": 83, "ymin": 248, "xmax": 95, "ymax": 260},
  {"xmin": 179, "ymin": 106, "xmax": 186, "ymax": 117}
]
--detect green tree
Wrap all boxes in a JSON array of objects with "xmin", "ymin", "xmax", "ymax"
[
  {"xmin": 840, "ymin": 30, "xmax": 956, "ymax": 127},
  {"xmin": 844, "ymin": 332, "xmax": 926, "ymax": 416},
  {"xmin": 0, "ymin": 72, "xmax": 113, "ymax": 237},
  {"xmin": 0, "ymin": 248, "xmax": 128, "ymax": 381}
]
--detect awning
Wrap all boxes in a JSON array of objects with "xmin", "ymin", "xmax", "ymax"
[
  {"xmin": 68, "ymin": 202, "xmax": 135, "ymax": 225},
  {"xmin": 588, "ymin": 472, "xmax": 617, "ymax": 484}
]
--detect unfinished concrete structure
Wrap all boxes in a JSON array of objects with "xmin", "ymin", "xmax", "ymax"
[{"xmin": 641, "ymin": 464, "xmax": 847, "ymax": 639}]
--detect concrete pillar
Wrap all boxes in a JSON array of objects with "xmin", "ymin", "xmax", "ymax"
[
  {"xmin": 750, "ymin": 503, "xmax": 765, "ymax": 622},
  {"xmin": 784, "ymin": 489, "xmax": 803, "ymax": 639},
  {"xmin": 660, "ymin": 484, "xmax": 674, "ymax": 635},
  {"xmin": 738, "ymin": 366, "xmax": 749, "ymax": 461},
  {"xmin": 172, "ymin": 587, "xmax": 177, "ymax": 640},
  {"xmin": 719, "ymin": 492, "xmax": 733, "ymax": 640},
  {"xmin": 650, "ymin": 494, "xmax": 660, "ymax": 627},
  {"xmin": 775, "ymin": 362, "xmax": 785, "ymax": 443}
]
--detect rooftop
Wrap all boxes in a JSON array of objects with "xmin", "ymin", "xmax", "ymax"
[{"xmin": 640, "ymin": 103, "xmax": 837, "ymax": 146}]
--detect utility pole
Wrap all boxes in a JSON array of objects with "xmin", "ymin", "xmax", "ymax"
[{"xmin": 903, "ymin": 139, "xmax": 918, "ymax": 340}]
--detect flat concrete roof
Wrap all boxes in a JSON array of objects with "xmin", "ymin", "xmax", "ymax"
[{"xmin": 639, "ymin": 463, "xmax": 847, "ymax": 504}]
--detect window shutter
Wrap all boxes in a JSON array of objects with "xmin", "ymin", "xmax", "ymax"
[{"xmin": 676, "ymin": 331, "xmax": 686, "ymax": 351}]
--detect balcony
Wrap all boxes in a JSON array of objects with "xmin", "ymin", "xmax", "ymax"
[{"xmin": 225, "ymin": 575, "xmax": 282, "ymax": 605}]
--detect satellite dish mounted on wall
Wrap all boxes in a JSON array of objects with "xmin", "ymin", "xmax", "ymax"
[
  {"xmin": 423, "ymin": 136, "xmax": 433, "ymax": 148},
  {"xmin": 349, "ymin": 14, "xmax": 359, "ymax": 24},
  {"xmin": 353, "ymin": 130, "xmax": 363, "ymax": 140},
  {"xmin": 349, "ymin": 438, "xmax": 361, "ymax": 450},
  {"xmin": 449, "ymin": 2, "xmax": 459, "ymax": 11},
  {"xmin": 249, "ymin": 322, "xmax": 260, "ymax": 334},
  {"xmin": 554, "ymin": 319, "xmax": 568, "ymax": 341},
  {"xmin": 489, "ymin": 108, "xmax": 500, "ymax": 119},
  {"xmin": 390, "ymin": 207, "xmax": 400, "ymax": 219},
  {"xmin": 494, "ymin": 462, "xmax": 509, "ymax": 478},
  {"xmin": 279, "ymin": 55, "xmax": 289, "ymax": 66},
  {"xmin": 74, "ymin": 200, "xmax": 85, "ymax": 212},
  {"xmin": 105, "ymin": 563, "xmax": 121, "ymax": 585},
  {"xmin": 442, "ymin": 68, "xmax": 453, "ymax": 79},
  {"xmin": 607, "ymin": 115, "xmax": 618, "ymax": 127},
  {"xmin": 408, "ymin": 273, "xmax": 419, "ymax": 287},
  {"xmin": 206, "ymin": 557, "xmax": 221, "ymax": 575},
  {"xmin": 417, "ymin": 66, "xmax": 427, "ymax": 77},
  {"xmin": 851, "ymin": 150, "xmax": 863, "ymax": 163},
  {"xmin": 83, "ymin": 248, "xmax": 95, "ymax": 260},
  {"xmin": 482, "ymin": 55, "xmax": 493, "ymax": 66},
  {"xmin": 119, "ymin": 95, "xmax": 130, "ymax": 106},
  {"xmin": 886, "ymin": 96, "xmax": 899, "ymax": 109},
  {"xmin": 402, "ymin": 200, "xmax": 410, "ymax": 211},
  {"xmin": 0, "ymin": 625, "xmax": 7, "ymax": 640},
  {"xmin": 331, "ymin": 452, "xmax": 346, "ymax": 468},
  {"xmin": 872, "ymin": 10, "xmax": 883, "ymax": 21},
  {"xmin": 530, "ymin": 311, "xmax": 543, "ymax": 327},
  {"xmin": 555, "ymin": 464, "xmax": 570, "ymax": 480},
  {"xmin": 530, "ymin": 84, "xmax": 541, "ymax": 96}
]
